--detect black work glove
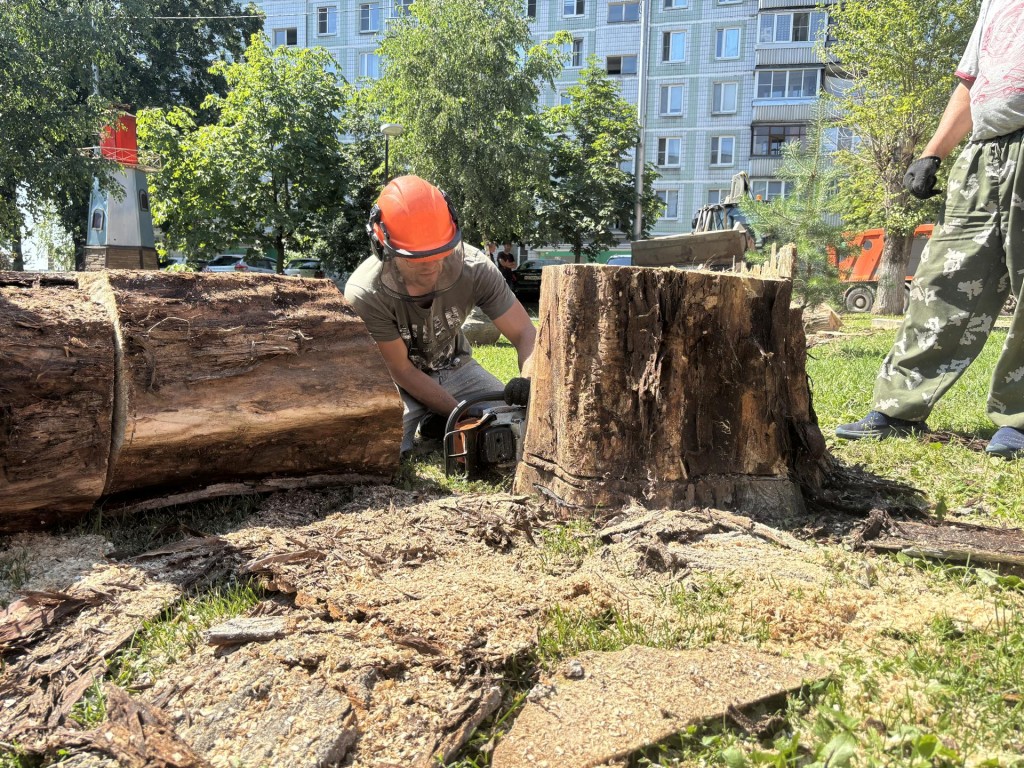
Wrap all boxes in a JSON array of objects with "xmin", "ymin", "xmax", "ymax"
[
  {"xmin": 418, "ymin": 412, "xmax": 447, "ymax": 440},
  {"xmin": 903, "ymin": 156, "xmax": 942, "ymax": 199},
  {"xmin": 504, "ymin": 377, "xmax": 531, "ymax": 406}
]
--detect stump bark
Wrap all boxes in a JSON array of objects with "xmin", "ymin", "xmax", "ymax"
[
  {"xmin": 0, "ymin": 271, "xmax": 403, "ymax": 529},
  {"xmin": 513, "ymin": 265, "xmax": 829, "ymax": 513}
]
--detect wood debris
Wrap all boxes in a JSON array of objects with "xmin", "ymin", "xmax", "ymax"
[{"xmin": 492, "ymin": 645, "xmax": 826, "ymax": 768}]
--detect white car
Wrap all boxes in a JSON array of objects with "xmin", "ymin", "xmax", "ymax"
[
  {"xmin": 202, "ymin": 254, "xmax": 276, "ymax": 274},
  {"xmin": 283, "ymin": 258, "xmax": 325, "ymax": 278}
]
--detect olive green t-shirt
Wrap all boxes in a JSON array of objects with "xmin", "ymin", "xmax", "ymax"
[{"xmin": 344, "ymin": 245, "xmax": 516, "ymax": 373}]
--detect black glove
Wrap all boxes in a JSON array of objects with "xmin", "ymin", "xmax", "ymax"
[
  {"xmin": 904, "ymin": 156, "xmax": 942, "ymax": 199},
  {"xmin": 504, "ymin": 377, "xmax": 531, "ymax": 406},
  {"xmin": 418, "ymin": 412, "xmax": 448, "ymax": 440}
]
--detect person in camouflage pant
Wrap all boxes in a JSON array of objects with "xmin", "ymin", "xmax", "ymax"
[{"xmin": 836, "ymin": 0, "xmax": 1024, "ymax": 458}]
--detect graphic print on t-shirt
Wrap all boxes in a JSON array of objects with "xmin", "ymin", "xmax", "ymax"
[
  {"xmin": 398, "ymin": 305, "xmax": 466, "ymax": 372},
  {"xmin": 973, "ymin": 1, "xmax": 1024, "ymax": 106}
]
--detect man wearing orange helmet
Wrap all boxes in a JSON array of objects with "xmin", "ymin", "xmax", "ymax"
[{"xmin": 345, "ymin": 175, "xmax": 536, "ymax": 456}]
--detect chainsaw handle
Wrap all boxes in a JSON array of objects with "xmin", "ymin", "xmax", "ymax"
[{"xmin": 443, "ymin": 390, "xmax": 507, "ymax": 440}]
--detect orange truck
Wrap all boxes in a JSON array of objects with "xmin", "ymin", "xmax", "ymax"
[{"xmin": 834, "ymin": 224, "xmax": 933, "ymax": 312}]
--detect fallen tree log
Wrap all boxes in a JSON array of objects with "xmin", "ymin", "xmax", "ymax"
[
  {"xmin": 0, "ymin": 271, "xmax": 403, "ymax": 530},
  {"xmin": 514, "ymin": 265, "xmax": 830, "ymax": 513},
  {"xmin": 0, "ymin": 275, "xmax": 116, "ymax": 529}
]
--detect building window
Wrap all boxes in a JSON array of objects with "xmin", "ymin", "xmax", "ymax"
[
  {"xmin": 563, "ymin": 37, "xmax": 584, "ymax": 67},
  {"xmin": 559, "ymin": 92, "xmax": 573, "ymax": 106},
  {"xmin": 715, "ymin": 27, "xmax": 740, "ymax": 59},
  {"xmin": 620, "ymin": 155, "xmax": 634, "ymax": 173},
  {"xmin": 608, "ymin": 1, "xmax": 639, "ymax": 23},
  {"xmin": 564, "ymin": 0, "xmax": 585, "ymax": 16},
  {"xmin": 273, "ymin": 28, "xmax": 298, "ymax": 46},
  {"xmin": 759, "ymin": 12, "xmax": 811, "ymax": 44},
  {"xmin": 657, "ymin": 190, "xmax": 679, "ymax": 219},
  {"xmin": 527, "ymin": 0, "xmax": 537, "ymax": 18},
  {"xmin": 707, "ymin": 188, "xmax": 729, "ymax": 205},
  {"xmin": 359, "ymin": 52, "xmax": 380, "ymax": 79},
  {"xmin": 752, "ymin": 124, "xmax": 806, "ymax": 156},
  {"xmin": 710, "ymin": 136, "xmax": 735, "ymax": 166},
  {"xmin": 662, "ymin": 31, "xmax": 686, "ymax": 62},
  {"xmin": 660, "ymin": 84, "xmax": 684, "ymax": 115},
  {"xmin": 664, "ymin": 0, "xmax": 687, "ymax": 7},
  {"xmin": 657, "ymin": 138, "xmax": 682, "ymax": 166},
  {"xmin": 138, "ymin": 190, "xmax": 149, "ymax": 211},
  {"xmin": 751, "ymin": 179, "xmax": 793, "ymax": 201},
  {"xmin": 392, "ymin": 0, "xmax": 412, "ymax": 16},
  {"xmin": 756, "ymin": 69, "xmax": 819, "ymax": 99},
  {"xmin": 360, "ymin": 2, "xmax": 381, "ymax": 33},
  {"xmin": 91, "ymin": 209, "xmax": 105, "ymax": 230},
  {"xmin": 712, "ymin": 81, "xmax": 737, "ymax": 114},
  {"xmin": 317, "ymin": 6, "xmax": 338, "ymax": 35},
  {"xmin": 606, "ymin": 55, "xmax": 637, "ymax": 75},
  {"xmin": 718, "ymin": 0, "xmax": 742, "ymax": 4}
]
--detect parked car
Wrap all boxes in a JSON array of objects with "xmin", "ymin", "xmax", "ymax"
[
  {"xmin": 283, "ymin": 258, "xmax": 325, "ymax": 278},
  {"xmin": 202, "ymin": 254, "xmax": 276, "ymax": 274},
  {"xmin": 605, "ymin": 255, "xmax": 632, "ymax": 266},
  {"xmin": 513, "ymin": 257, "xmax": 567, "ymax": 299}
]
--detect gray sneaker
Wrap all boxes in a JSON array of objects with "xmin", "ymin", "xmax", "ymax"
[
  {"xmin": 985, "ymin": 426, "xmax": 1024, "ymax": 459},
  {"xmin": 835, "ymin": 411, "xmax": 928, "ymax": 440}
]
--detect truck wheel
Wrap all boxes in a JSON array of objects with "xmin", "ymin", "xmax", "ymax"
[{"xmin": 844, "ymin": 285, "xmax": 875, "ymax": 313}]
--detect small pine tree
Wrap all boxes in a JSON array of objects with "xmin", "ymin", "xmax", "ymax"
[{"xmin": 741, "ymin": 111, "xmax": 849, "ymax": 310}]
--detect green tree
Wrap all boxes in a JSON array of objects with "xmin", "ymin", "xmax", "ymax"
[
  {"xmin": 826, "ymin": 0, "xmax": 979, "ymax": 314},
  {"xmin": 139, "ymin": 36, "xmax": 351, "ymax": 271},
  {"xmin": 298, "ymin": 88, "xmax": 386, "ymax": 278},
  {"xmin": 741, "ymin": 112, "xmax": 847, "ymax": 310},
  {"xmin": 536, "ymin": 58, "xmax": 661, "ymax": 263},
  {"xmin": 104, "ymin": 0, "xmax": 262, "ymax": 114},
  {"xmin": 0, "ymin": 1, "xmax": 112, "ymax": 268},
  {"xmin": 370, "ymin": 0, "xmax": 565, "ymax": 245},
  {"xmin": 0, "ymin": 0, "xmax": 261, "ymax": 270}
]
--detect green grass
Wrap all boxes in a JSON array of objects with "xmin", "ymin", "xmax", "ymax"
[
  {"xmin": 68, "ymin": 579, "xmax": 263, "ymax": 729},
  {"xmin": 808, "ymin": 316, "xmax": 1024, "ymax": 525}
]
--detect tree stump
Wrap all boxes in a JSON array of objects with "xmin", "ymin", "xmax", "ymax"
[
  {"xmin": 513, "ymin": 265, "xmax": 829, "ymax": 514},
  {"xmin": 0, "ymin": 271, "xmax": 403, "ymax": 529},
  {"xmin": 0, "ymin": 275, "xmax": 116, "ymax": 529}
]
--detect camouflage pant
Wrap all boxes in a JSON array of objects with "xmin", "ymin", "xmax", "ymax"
[{"xmin": 873, "ymin": 127, "xmax": 1024, "ymax": 428}]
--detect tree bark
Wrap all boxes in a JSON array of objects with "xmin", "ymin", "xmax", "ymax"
[
  {"xmin": 513, "ymin": 265, "xmax": 829, "ymax": 514},
  {"xmin": 0, "ymin": 274, "xmax": 116, "ymax": 528},
  {"xmin": 0, "ymin": 271, "xmax": 403, "ymax": 529},
  {"xmin": 873, "ymin": 232, "xmax": 913, "ymax": 315}
]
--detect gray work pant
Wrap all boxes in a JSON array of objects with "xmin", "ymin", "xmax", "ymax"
[
  {"xmin": 399, "ymin": 358, "xmax": 505, "ymax": 453},
  {"xmin": 873, "ymin": 128, "xmax": 1024, "ymax": 429}
]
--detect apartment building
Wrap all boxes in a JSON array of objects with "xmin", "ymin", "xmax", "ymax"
[{"xmin": 254, "ymin": 0, "xmax": 836, "ymax": 236}]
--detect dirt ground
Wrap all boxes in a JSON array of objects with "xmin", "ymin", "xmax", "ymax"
[{"xmin": 0, "ymin": 484, "xmax": 1016, "ymax": 767}]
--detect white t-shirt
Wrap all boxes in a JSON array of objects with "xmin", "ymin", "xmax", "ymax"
[{"xmin": 956, "ymin": 0, "xmax": 1024, "ymax": 140}]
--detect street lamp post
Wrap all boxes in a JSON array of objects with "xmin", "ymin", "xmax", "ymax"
[{"xmin": 380, "ymin": 123, "xmax": 404, "ymax": 183}]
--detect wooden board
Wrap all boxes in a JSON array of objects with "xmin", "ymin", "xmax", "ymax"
[
  {"xmin": 492, "ymin": 645, "xmax": 826, "ymax": 768},
  {"xmin": 631, "ymin": 230, "xmax": 747, "ymax": 270}
]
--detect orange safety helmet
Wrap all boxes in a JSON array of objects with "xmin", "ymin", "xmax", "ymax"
[{"xmin": 367, "ymin": 175, "xmax": 462, "ymax": 262}]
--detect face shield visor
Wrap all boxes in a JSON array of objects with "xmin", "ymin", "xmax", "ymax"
[{"xmin": 372, "ymin": 218, "xmax": 465, "ymax": 302}]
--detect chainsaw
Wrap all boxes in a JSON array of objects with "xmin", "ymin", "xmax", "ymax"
[{"xmin": 443, "ymin": 390, "xmax": 527, "ymax": 479}]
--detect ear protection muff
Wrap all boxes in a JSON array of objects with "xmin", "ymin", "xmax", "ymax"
[{"xmin": 366, "ymin": 189, "xmax": 461, "ymax": 262}]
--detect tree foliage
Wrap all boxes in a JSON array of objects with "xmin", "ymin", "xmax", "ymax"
[
  {"xmin": 0, "ymin": 1, "xmax": 112, "ymax": 260},
  {"xmin": 535, "ymin": 58, "xmax": 661, "ymax": 262},
  {"xmin": 370, "ymin": 0, "xmax": 566, "ymax": 245},
  {"xmin": 0, "ymin": 0, "xmax": 260, "ymax": 268},
  {"xmin": 741, "ymin": 110, "xmax": 847, "ymax": 310},
  {"xmin": 139, "ymin": 36, "xmax": 351, "ymax": 270},
  {"xmin": 826, "ymin": 0, "xmax": 979, "ymax": 312}
]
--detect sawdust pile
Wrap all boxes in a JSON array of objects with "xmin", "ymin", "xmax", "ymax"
[{"xmin": 0, "ymin": 487, "xmax": 1008, "ymax": 767}]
